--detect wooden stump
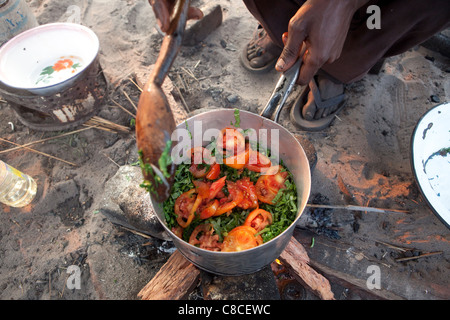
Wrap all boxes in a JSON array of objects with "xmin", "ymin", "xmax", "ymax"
[{"xmin": 137, "ymin": 250, "xmax": 200, "ymax": 300}]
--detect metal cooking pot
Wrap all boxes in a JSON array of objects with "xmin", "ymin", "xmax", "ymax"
[
  {"xmin": 136, "ymin": 0, "xmax": 311, "ymax": 275},
  {"xmin": 152, "ymin": 109, "xmax": 311, "ymax": 275}
]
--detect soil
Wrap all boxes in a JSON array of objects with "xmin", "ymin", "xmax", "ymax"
[{"xmin": 0, "ymin": 0, "xmax": 449, "ymax": 300}]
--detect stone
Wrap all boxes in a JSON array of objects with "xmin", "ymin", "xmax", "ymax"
[
  {"xmin": 182, "ymin": 4, "xmax": 223, "ymax": 46},
  {"xmin": 99, "ymin": 165, "xmax": 170, "ymax": 240}
]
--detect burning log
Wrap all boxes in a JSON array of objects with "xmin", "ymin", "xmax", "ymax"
[
  {"xmin": 138, "ymin": 238, "xmax": 334, "ymax": 300},
  {"xmin": 138, "ymin": 250, "xmax": 200, "ymax": 300},
  {"xmin": 278, "ymin": 237, "xmax": 335, "ymax": 300}
]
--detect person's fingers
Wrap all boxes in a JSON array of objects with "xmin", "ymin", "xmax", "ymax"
[
  {"xmin": 281, "ymin": 32, "xmax": 288, "ymax": 46},
  {"xmin": 297, "ymin": 48, "xmax": 322, "ymax": 86},
  {"xmin": 149, "ymin": 0, "xmax": 171, "ymax": 32},
  {"xmin": 187, "ymin": 7, "xmax": 203, "ymax": 21},
  {"xmin": 275, "ymin": 26, "xmax": 305, "ymax": 72}
]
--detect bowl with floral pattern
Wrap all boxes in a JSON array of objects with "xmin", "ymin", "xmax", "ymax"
[{"xmin": 0, "ymin": 22, "xmax": 99, "ymax": 96}]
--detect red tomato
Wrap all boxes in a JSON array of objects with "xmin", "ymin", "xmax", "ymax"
[
  {"xmin": 193, "ymin": 180, "xmax": 211, "ymax": 199},
  {"xmin": 255, "ymin": 165, "xmax": 288, "ymax": 204},
  {"xmin": 189, "ymin": 223, "xmax": 222, "ymax": 251},
  {"xmin": 245, "ymin": 149, "xmax": 272, "ymax": 172},
  {"xmin": 205, "ymin": 163, "xmax": 221, "ymax": 180},
  {"xmin": 199, "ymin": 199, "xmax": 219, "ymax": 219},
  {"xmin": 236, "ymin": 177, "xmax": 258, "ymax": 210},
  {"xmin": 220, "ymin": 127, "xmax": 246, "ymax": 155},
  {"xmin": 189, "ymin": 147, "xmax": 216, "ymax": 178},
  {"xmin": 171, "ymin": 225, "xmax": 184, "ymax": 238},
  {"xmin": 243, "ymin": 208, "xmax": 273, "ymax": 232},
  {"xmin": 208, "ymin": 176, "xmax": 226, "ymax": 201},
  {"xmin": 214, "ymin": 181, "xmax": 244, "ymax": 216},
  {"xmin": 223, "ymin": 146, "xmax": 250, "ymax": 170},
  {"xmin": 174, "ymin": 189, "xmax": 202, "ymax": 228},
  {"xmin": 222, "ymin": 226, "xmax": 263, "ymax": 252}
]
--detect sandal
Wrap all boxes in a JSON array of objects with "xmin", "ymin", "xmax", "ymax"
[
  {"xmin": 240, "ymin": 25, "xmax": 282, "ymax": 73},
  {"xmin": 290, "ymin": 73, "xmax": 346, "ymax": 131}
]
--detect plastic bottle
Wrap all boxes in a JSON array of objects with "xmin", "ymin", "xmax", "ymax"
[{"xmin": 0, "ymin": 160, "xmax": 37, "ymax": 207}]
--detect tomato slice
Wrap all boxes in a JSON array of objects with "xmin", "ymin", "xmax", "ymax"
[
  {"xmin": 205, "ymin": 163, "xmax": 220, "ymax": 180},
  {"xmin": 243, "ymin": 208, "xmax": 273, "ymax": 232},
  {"xmin": 189, "ymin": 147, "xmax": 215, "ymax": 178},
  {"xmin": 208, "ymin": 176, "xmax": 226, "ymax": 201},
  {"xmin": 220, "ymin": 127, "xmax": 246, "ymax": 155},
  {"xmin": 255, "ymin": 165, "xmax": 289, "ymax": 204},
  {"xmin": 189, "ymin": 223, "xmax": 222, "ymax": 251},
  {"xmin": 222, "ymin": 226, "xmax": 263, "ymax": 252},
  {"xmin": 245, "ymin": 149, "xmax": 272, "ymax": 172},
  {"xmin": 171, "ymin": 225, "xmax": 184, "ymax": 239},
  {"xmin": 175, "ymin": 189, "xmax": 203, "ymax": 228},
  {"xmin": 199, "ymin": 199, "xmax": 219, "ymax": 219},
  {"xmin": 223, "ymin": 146, "xmax": 250, "ymax": 170},
  {"xmin": 214, "ymin": 181, "xmax": 244, "ymax": 216},
  {"xmin": 193, "ymin": 180, "xmax": 211, "ymax": 199},
  {"xmin": 236, "ymin": 177, "xmax": 258, "ymax": 210}
]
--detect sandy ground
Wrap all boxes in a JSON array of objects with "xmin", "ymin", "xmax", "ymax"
[{"xmin": 0, "ymin": 0, "xmax": 449, "ymax": 300}]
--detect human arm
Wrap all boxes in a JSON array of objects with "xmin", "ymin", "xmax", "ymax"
[{"xmin": 275, "ymin": 0, "xmax": 370, "ymax": 85}]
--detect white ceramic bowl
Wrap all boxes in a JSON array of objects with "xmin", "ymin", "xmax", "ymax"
[
  {"xmin": 0, "ymin": 23, "xmax": 99, "ymax": 96},
  {"xmin": 411, "ymin": 102, "xmax": 450, "ymax": 229}
]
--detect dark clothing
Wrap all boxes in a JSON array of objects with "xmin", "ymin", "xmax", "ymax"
[{"xmin": 243, "ymin": 0, "xmax": 450, "ymax": 83}]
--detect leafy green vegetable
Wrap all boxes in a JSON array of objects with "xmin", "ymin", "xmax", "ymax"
[
  {"xmin": 230, "ymin": 108, "xmax": 241, "ymax": 127},
  {"xmin": 158, "ymin": 140, "xmax": 173, "ymax": 178},
  {"xmin": 162, "ymin": 161, "xmax": 298, "ymax": 244}
]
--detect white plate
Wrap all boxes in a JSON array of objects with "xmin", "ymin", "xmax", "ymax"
[
  {"xmin": 0, "ymin": 23, "xmax": 99, "ymax": 95},
  {"xmin": 411, "ymin": 102, "xmax": 450, "ymax": 229}
]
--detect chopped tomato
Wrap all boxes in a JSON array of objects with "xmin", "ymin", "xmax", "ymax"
[
  {"xmin": 220, "ymin": 127, "xmax": 246, "ymax": 155},
  {"xmin": 236, "ymin": 177, "xmax": 258, "ymax": 210},
  {"xmin": 193, "ymin": 180, "xmax": 211, "ymax": 199},
  {"xmin": 189, "ymin": 147, "xmax": 216, "ymax": 178},
  {"xmin": 199, "ymin": 199, "xmax": 219, "ymax": 219},
  {"xmin": 223, "ymin": 145, "xmax": 250, "ymax": 170},
  {"xmin": 189, "ymin": 224, "xmax": 222, "ymax": 251},
  {"xmin": 205, "ymin": 163, "xmax": 221, "ymax": 180},
  {"xmin": 243, "ymin": 208, "xmax": 273, "ymax": 232},
  {"xmin": 208, "ymin": 176, "xmax": 226, "ymax": 201},
  {"xmin": 174, "ymin": 189, "xmax": 202, "ymax": 228},
  {"xmin": 222, "ymin": 226, "xmax": 263, "ymax": 252},
  {"xmin": 214, "ymin": 181, "xmax": 244, "ymax": 216},
  {"xmin": 245, "ymin": 149, "xmax": 272, "ymax": 173},
  {"xmin": 255, "ymin": 165, "xmax": 288, "ymax": 204},
  {"xmin": 171, "ymin": 226, "xmax": 184, "ymax": 238}
]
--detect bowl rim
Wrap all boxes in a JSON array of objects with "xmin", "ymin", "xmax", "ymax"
[
  {"xmin": 0, "ymin": 22, "xmax": 99, "ymax": 91},
  {"xmin": 410, "ymin": 101, "xmax": 450, "ymax": 230}
]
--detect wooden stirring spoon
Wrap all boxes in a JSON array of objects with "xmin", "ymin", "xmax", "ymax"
[{"xmin": 136, "ymin": 0, "xmax": 190, "ymax": 203}]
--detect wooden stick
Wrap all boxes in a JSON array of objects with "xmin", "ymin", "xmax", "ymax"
[
  {"xmin": 173, "ymin": 82, "xmax": 190, "ymax": 113},
  {"xmin": 306, "ymin": 204, "xmax": 409, "ymax": 214},
  {"xmin": 128, "ymin": 77, "xmax": 143, "ymax": 92},
  {"xmin": 0, "ymin": 138, "xmax": 77, "ymax": 167},
  {"xmin": 111, "ymin": 99, "xmax": 136, "ymax": 118},
  {"xmin": 138, "ymin": 250, "xmax": 200, "ymax": 300},
  {"xmin": 84, "ymin": 116, "xmax": 131, "ymax": 133},
  {"xmin": 0, "ymin": 127, "xmax": 93, "ymax": 154},
  {"xmin": 279, "ymin": 237, "xmax": 335, "ymax": 300},
  {"xmin": 395, "ymin": 251, "xmax": 443, "ymax": 262},
  {"xmin": 121, "ymin": 89, "xmax": 138, "ymax": 111}
]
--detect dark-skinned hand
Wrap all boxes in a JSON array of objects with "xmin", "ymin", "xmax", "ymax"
[{"xmin": 276, "ymin": 0, "xmax": 369, "ymax": 85}]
